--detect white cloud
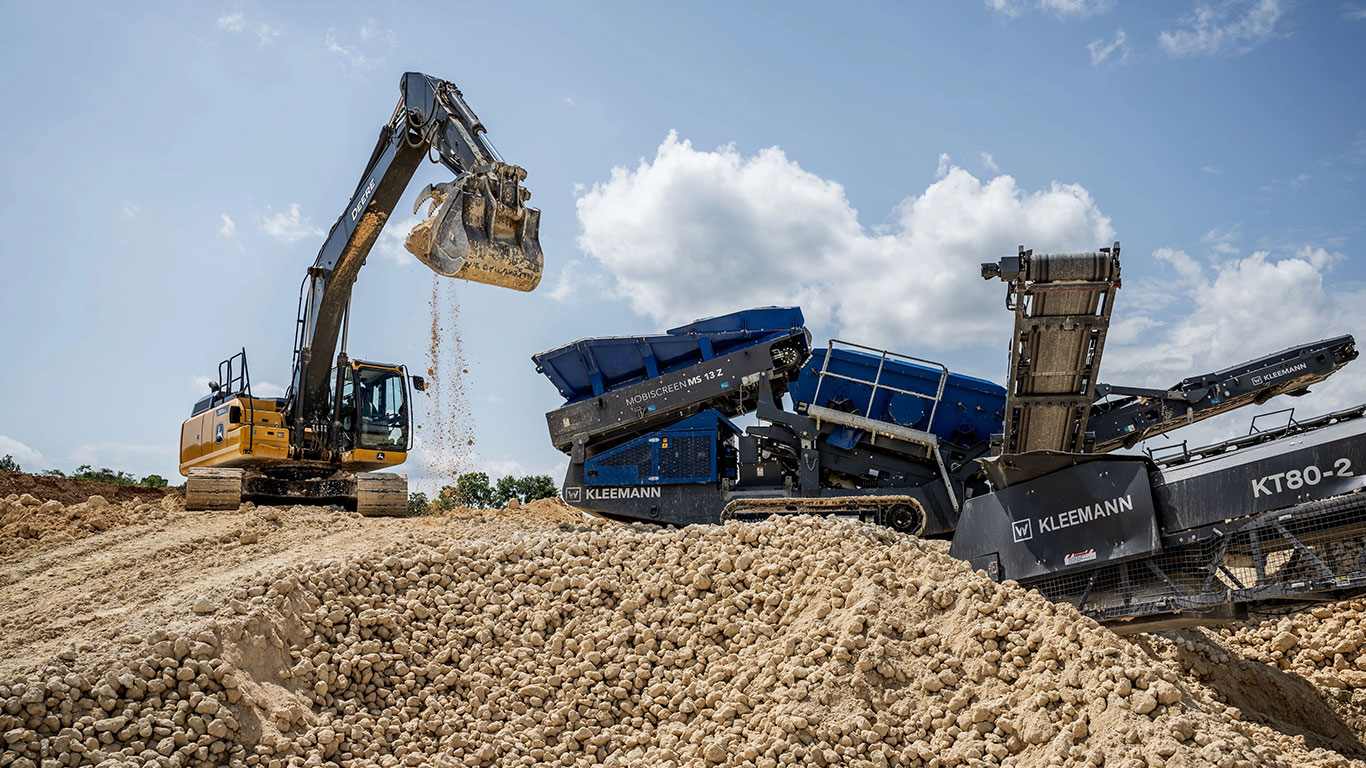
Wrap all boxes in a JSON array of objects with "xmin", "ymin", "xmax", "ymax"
[
  {"xmin": 215, "ymin": 11, "xmax": 280, "ymax": 46},
  {"xmin": 983, "ymin": 0, "xmax": 1026, "ymax": 16},
  {"xmin": 935, "ymin": 153, "xmax": 952, "ymax": 179},
  {"xmin": 1038, "ymin": 0, "xmax": 1109, "ymax": 17},
  {"xmin": 1345, "ymin": 4, "xmax": 1366, "ymax": 21},
  {"xmin": 1260, "ymin": 171, "xmax": 1316, "ymax": 194},
  {"xmin": 1201, "ymin": 224, "xmax": 1241, "ymax": 256},
  {"xmin": 0, "ymin": 435, "xmax": 45, "ymax": 471},
  {"xmin": 219, "ymin": 213, "xmax": 236, "ymax": 237},
  {"xmin": 375, "ymin": 215, "xmax": 421, "ymax": 266},
  {"xmin": 1087, "ymin": 29, "xmax": 1131, "ymax": 66},
  {"xmin": 986, "ymin": 0, "xmax": 1108, "ymax": 17},
  {"xmin": 547, "ymin": 258, "xmax": 612, "ymax": 304},
  {"xmin": 121, "ymin": 203, "xmax": 139, "ymax": 220},
  {"xmin": 261, "ymin": 203, "xmax": 325, "ymax": 245},
  {"xmin": 325, "ymin": 28, "xmax": 385, "ymax": 73},
  {"xmin": 359, "ymin": 19, "xmax": 396, "ymax": 46},
  {"xmin": 215, "ymin": 13, "xmax": 244, "ymax": 32},
  {"xmin": 980, "ymin": 152, "xmax": 1000, "ymax": 174},
  {"xmin": 571, "ymin": 133, "xmax": 1114, "ymax": 352},
  {"xmin": 255, "ymin": 24, "xmax": 281, "ymax": 46},
  {"xmin": 1158, "ymin": 0, "xmax": 1285, "ymax": 58},
  {"xmin": 1153, "ymin": 247, "xmax": 1206, "ymax": 283},
  {"xmin": 1202, "ymin": 165, "xmax": 1222, "ymax": 174},
  {"xmin": 1347, "ymin": 129, "xmax": 1366, "ymax": 165}
]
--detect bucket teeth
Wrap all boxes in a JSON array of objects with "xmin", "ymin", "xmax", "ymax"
[
  {"xmin": 405, "ymin": 169, "xmax": 543, "ymax": 292},
  {"xmin": 412, "ymin": 181, "xmax": 456, "ymax": 216}
]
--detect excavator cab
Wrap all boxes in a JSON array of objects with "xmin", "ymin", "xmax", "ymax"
[
  {"xmin": 405, "ymin": 165, "xmax": 543, "ymax": 292},
  {"xmin": 335, "ymin": 361, "xmax": 414, "ymax": 465}
]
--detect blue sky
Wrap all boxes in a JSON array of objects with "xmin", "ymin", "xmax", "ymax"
[{"xmin": 1, "ymin": 0, "xmax": 1364, "ymax": 487}]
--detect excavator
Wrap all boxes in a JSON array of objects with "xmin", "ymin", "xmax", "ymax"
[{"xmin": 178, "ymin": 72, "xmax": 543, "ymax": 515}]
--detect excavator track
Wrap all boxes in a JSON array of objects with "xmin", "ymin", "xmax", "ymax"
[
  {"xmin": 722, "ymin": 495, "xmax": 927, "ymax": 536},
  {"xmin": 185, "ymin": 468, "xmax": 244, "ymax": 511},
  {"xmin": 356, "ymin": 473, "xmax": 408, "ymax": 517}
]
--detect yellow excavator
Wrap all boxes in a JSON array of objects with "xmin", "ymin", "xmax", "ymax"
[{"xmin": 179, "ymin": 72, "xmax": 543, "ymax": 514}]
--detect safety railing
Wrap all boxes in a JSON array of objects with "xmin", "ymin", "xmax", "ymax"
[
  {"xmin": 810, "ymin": 339, "xmax": 950, "ymax": 435},
  {"xmin": 217, "ymin": 348, "xmax": 255, "ymax": 455},
  {"xmin": 1249, "ymin": 407, "xmax": 1301, "ymax": 436}
]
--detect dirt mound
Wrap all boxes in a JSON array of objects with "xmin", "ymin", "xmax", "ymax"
[
  {"xmin": 0, "ymin": 470, "xmax": 181, "ymax": 506},
  {"xmin": 4, "ymin": 512, "xmax": 1363, "ymax": 767},
  {"xmin": 0, "ymin": 494, "xmax": 181, "ymax": 555},
  {"xmin": 490, "ymin": 495, "xmax": 587, "ymax": 524}
]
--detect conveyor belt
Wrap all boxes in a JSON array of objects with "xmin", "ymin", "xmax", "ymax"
[
  {"xmin": 1089, "ymin": 335, "xmax": 1358, "ymax": 452},
  {"xmin": 981, "ymin": 243, "xmax": 1121, "ymax": 454}
]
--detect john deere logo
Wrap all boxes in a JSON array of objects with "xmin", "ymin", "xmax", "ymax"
[
  {"xmin": 214, "ymin": 423, "xmax": 225, "ymax": 445},
  {"xmin": 376, "ymin": 451, "xmax": 385, "ymax": 460},
  {"xmin": 1011, "ymin": 518, "xmax": 1033, "ymax": 543}
]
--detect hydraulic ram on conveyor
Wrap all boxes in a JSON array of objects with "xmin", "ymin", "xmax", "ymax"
[{"xmin": 981, "ymin": 243, "xmax": 1122, "ymax": 454}]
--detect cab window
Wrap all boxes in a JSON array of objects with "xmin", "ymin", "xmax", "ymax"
[{"xmin": 355, "ymin": 367, "xmax": 407, "ymax": 451}]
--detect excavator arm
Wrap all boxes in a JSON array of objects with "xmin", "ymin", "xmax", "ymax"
[{"xmin": 289, "ymin": 71, "xmax": 543, "ymax": 457}]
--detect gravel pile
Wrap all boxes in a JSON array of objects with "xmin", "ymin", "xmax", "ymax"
[
  {"xmin": 0, "ymin": 493, "xmax": 174, "ymax": 555},
  {"xmin": 5, "ymin": 511, "xmax": 1364, "ymax": 767}
]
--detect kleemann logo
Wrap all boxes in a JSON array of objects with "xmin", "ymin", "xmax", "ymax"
[
  {"xmin": 1012, "ymin": 493, "xmax": 1134, "ymax": 543},
  {"xmin": 1038, "ymin": 493, "xmax": 1133, "ymax": 533},
  {"xmin": 586, "ymin": 486, "xmax": 662, "ymax": 500},
  {"xmin": 1251, "ymin": 361, "xmax": 1308, "ymax": 387},
  {"xmin": 565, "ymin": 486, "xmax": 663, "ymax": 502}
]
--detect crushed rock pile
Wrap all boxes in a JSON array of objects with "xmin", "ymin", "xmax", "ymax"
[
  {"xmin": 5, "ymin": 513, "xmax": 1362, "ymax": 768},
  {"xmin": 0, "ymin": 493, "xmax": 178, "ymax": 555},
  {"xmin": 1169, "ymin": 599, "xmax": 1366, "ymax": 753}
]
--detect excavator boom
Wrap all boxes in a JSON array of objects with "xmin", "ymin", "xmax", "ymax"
[{"xmin": 290, "ymin": 72, "xmax": 543, "ymax": 456}]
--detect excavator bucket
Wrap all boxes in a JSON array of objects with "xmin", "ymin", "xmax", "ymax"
[{"xmin": 405, "ymin": 165, "xmax": 543, "ymax": 292}]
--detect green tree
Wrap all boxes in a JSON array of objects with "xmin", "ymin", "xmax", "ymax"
[
  {"xmin": 452, "ymin": 472, "xmax": 495, "ymax": 508},
  {"xmin": 407, "ymin": 491, "xmax": 431, "ymax": 517},
  {"xmin": 493, "ymin": 475, "xmax": 520, "ymax": 507},
  {"xmin": 42, "ymin": 468, "xmax": 66, "ymax": 478},
  {"xmin": 434, "ymin": 485, "xmax": 458, "ymax": 511},
  {"xmin": 514, "ymin": 475, "xmax": 558, "ymax": 503},
  {"xmin": 0, "ymin": 455, "xmax": 19, "ymax": 473},
  {"xmin": 140, "ymin": 475, "xmax": 170, "ymax": 488},
  {"xmin": 69, "ymin": 465, "xmax": 138, "ymax": 485}
]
